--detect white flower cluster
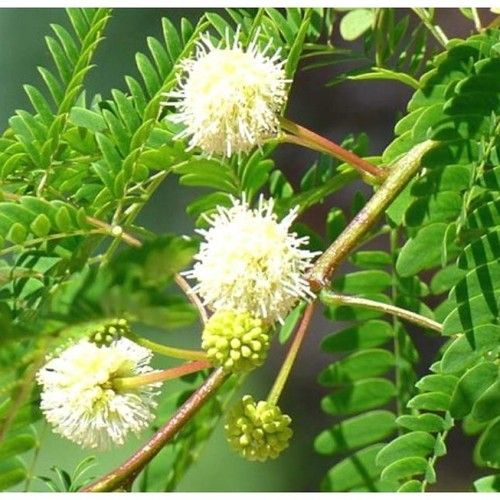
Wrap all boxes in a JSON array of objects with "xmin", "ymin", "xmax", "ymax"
[
  {"xmin": 37, "ymin": 338, "xmax": 160, "ymax": 450},
  {"xmin": 165, "ymin": 32, "xmax": 288, "ymax": 156},
  {"xmin": 186, "ymin": 197, "xmax": 317, "ymax": 324}
]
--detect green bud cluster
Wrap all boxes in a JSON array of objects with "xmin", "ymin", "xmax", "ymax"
[
  {"xmin": 89, "ymin": 318, "xmax": 130, "ymax": 348},
  {"xmin": 225, "ymin": 395, "xmax": 293, "ymax": 461},
  {"xmin": 202, "ymin": 310, "xmax": 271, "ymax": 373}
]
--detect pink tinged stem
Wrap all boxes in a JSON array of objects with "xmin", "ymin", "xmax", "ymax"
[{"xmin": 280, "ymin": 117, "xmax": 387, "ymax": 179}]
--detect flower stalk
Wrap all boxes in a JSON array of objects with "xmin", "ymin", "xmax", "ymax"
[
  {"xmin": 267, "ymin": 302, "xmax": 316, "ymax": 406},
  {"xmin": 113, "ymin": 360, "xmax": 211, "ymax": 391},
  {"xmin": 280, "ymin": 117, "xmax": 387, "ymax": 180},
  {"xmin": 124, "ymin": 332, "xmax": 207, "ymax": 361}
]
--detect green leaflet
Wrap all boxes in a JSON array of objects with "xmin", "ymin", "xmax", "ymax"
[
  {"xmin": 441, "ymin": 326, "xmax": 500, "ymax": 373},
  {"xmin": 320, "ymin": 320, "xmax": 394, "ymax": 353},
  {"xmin": 321, "ymin": 444, "xmax": 385, "ymax": 492},
  {"xmin": 350, "ymin": 250, "xmax": 392, "ymax": 269},
  {"xmin": 415, "ymin": 374, "xmax": 458, "ymax": 395},
  {"xmin": 321, "ymin": 378, "xmax": 397, "ymax": 416},
  {"xmin": 472, "ymin": 381, "xmax": 500, "ymax": 423},
  {"xmin": 474, "ymin": 474, "xmax": 500, "ymax": 492},
  {"xmin": 398, "ymin": 479, "xmax": 423, "ymax": 492},
  {"xmin": 0, "ymin": 432, "xmax": 37, "ymax": 462},
  {"xmin": 332, "ymin": 270, "xmax": 392, "ymax": 294},
  {"xmin": 339, "ymin": 9, "xmax": 375, "ymax": 41},
  {"xmin": 376, "ymin": 431, "xmax": 435, "ymax": 467},
  {"xmin": 318, "ymin": 349, "xmax": 395, "ymax": 385},
  {"xmin": 449, "ymin": 362, "xmax": 498, "ymax": 418},
  {"xmin": 0, "ymin": 458, "xmax": 27, "ymax": 491},
  {"xmin": 380, "ymin": 457, "xmax": 428, "ymax": 482},
  {"xmin": 475, "ymin": 417, "xmax": 500, "ymax": 468},
  {"xmin": 315, "ymin": 410, "xmax": 396, "ymax": 455},
  {"xmin": 396, "ymin": 414, "xmax": 447, "ymax": 433},
  {"xmin": 278, "ymin": 302, "xmax": 306, "ymax": 344},
  {"xmin": 407, "ymin": 392, "xmax": 451, "ymax": 412},
  {"xmin": 397, "ymin": 223, "xmax": 454, "ymax": 276}
]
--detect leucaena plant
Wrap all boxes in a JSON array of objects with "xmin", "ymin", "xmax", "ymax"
[{"xmin": 0, "ymin": 7, "xmax": 499, "ymax": 494}]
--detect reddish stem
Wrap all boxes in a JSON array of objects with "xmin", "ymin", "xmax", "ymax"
[
  {"xmin": 280, "ymin": 118, "xmax": 386, "ymax": 179},
  {"xmin": 114, "ymin": 360, "xmax": 211, "ymax": 390}
]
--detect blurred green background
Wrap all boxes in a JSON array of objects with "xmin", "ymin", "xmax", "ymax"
[{"xmin": 0, "ymin": 8, "xmax": 492, "ymax": 492}]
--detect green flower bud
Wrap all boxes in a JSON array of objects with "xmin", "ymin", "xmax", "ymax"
[
  {"xmin": 202, "ymin": 310, "xmax": 271, "ymax": 373},
  {"xmin": 225, "ymin": 395, "xmax": 293, "ymax": 461},
  {"xmin": 89, "ymin": 318, "xmax": 130, "ymax": 348}
]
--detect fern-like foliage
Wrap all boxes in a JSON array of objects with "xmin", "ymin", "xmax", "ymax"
[
  {"xmin": 0, "ymin": 6, "xmax": 498, "ymax": 493},
  {"xmin": 1, "ymin": 9, "xmax": 111, "ymax": 190},
  {"xmin": 355, "ymin": 29, "xmax": 499, "ymax": 492},
  {"xmin": 315, "ymin": 205, "xmax": 426, "ymax": 492},
  {"xmin": 0, "ymin": 9, "xmax": 112, "ymax": 490},
  {"xmin": 303, "ymin": 8, "xmax": 430, "ymax": 89},
  {"xmin": 314, "ymin": 28, "xmax": 500, "ymax": 492}
]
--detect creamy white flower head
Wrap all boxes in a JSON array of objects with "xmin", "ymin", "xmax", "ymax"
[
  {"xmin": 37, "ymin": 337, "xmax": 160, "ymax": 450},
  {"xmin": 164, "ymin": 30, "xmax": 288, "ymax": 156},
  {"xmin": 185, "ymin": 197, "xmax": 318, "ymax": 324}
]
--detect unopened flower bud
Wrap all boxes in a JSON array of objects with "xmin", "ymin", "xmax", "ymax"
[
  {"xmin": 88, "ymin": 318, "xmax": 130, "ymax": 348},
  {"xmin": 225, "ymin": 395, "xmax": 292, "ymax": 461},
  {"xmin": 202, "ymin": 310, "xmax": 270, "ymax": 373}
]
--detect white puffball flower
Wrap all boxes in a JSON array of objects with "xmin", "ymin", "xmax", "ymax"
[
  {"xmin": 185, "ymin": 197, "xmax": 318, "ymax": 324},
  {"xmin": 164, "ymin": 31, "xmax": 288, "ymax": 157},
  {"xmin": 37, "ymin": 337, "xmax": 161, "ymax": 450}
]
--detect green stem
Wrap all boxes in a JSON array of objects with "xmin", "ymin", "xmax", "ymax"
[
  {"xmin": 124, "ymin": 332, "xmax": 207, "ymax": 361},
  {"xmin": 100, "ymin": 171, "xmax": 169, "ymax": 264},
  {"xmin": 421, "ymin": 417, "xmax": 451, "ymax": 490},
  {"xmin": 412, "ymin": 8, "xmax": 449, "ymax": 47},
  {"xmin": 280, "ymin": 118, "xmax": 386, "ymax": 180},
  {"xmin": 320, "ymin": 291, "xmax": 442, "ymax": 333},
  {"xmin": 24, "ymin": 423, "xmax": 48, "ymax": 492},
  {"xmin": 308, "ymin": 140, "xmax": 437, "ymax": 289},
  {"xmin": 374, "ymin": 9, "xmax": 383, "ymax": 67},
  {"xmin": 267, "ymin": 302, "xmax": 316, "ymax": 406},
  {"xmin": 471, "ymin": 8, "xmax": 482, "ymax": 31},
  {"xmin": 0, "ymin": 229, "xmax": 105, "ymax": 257},
  {"xmin": 390, "ymin": 229, "xmax": 404, "ymax": 422},
  {"xmin": 486, "ymin": 14, "xmax": 500, "ymax": 29},
  {"xmin": 86, "ymin": 216, "xmax": 142, "ymax": 248},
  {"xmin": 81, "ymin": 368, "xmax": 228, "ymax": 492},
  {"xmin": 114, "ymin": 360, "xmax": 211, "ymax": 391}
]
